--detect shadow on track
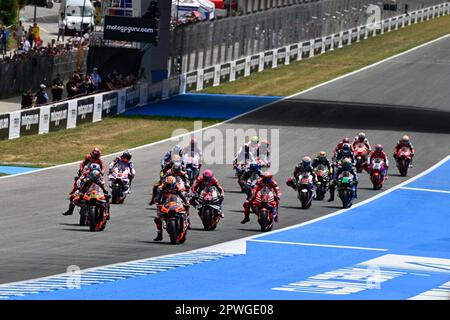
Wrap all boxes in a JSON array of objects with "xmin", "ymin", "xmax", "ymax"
[{"xmin": 232, "ymin": 99, "xmax": 450, "ymax": 134}]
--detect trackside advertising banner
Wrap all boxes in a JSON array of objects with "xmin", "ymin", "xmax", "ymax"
[
  {"xmin": 342, "ymin": 31, "xmax": 349, "ymax": 46},
  {"xmin": 186, "ymin": 71, "xmax": 198, "ymax": 92},
  {"xmin": 288, "ymin": 44, "xmax": 298, "ymax": 62},
  {"xmin": 250, "ymin": 55, "xmax": 260, "ymax": 74},
  {"xmin": 49, "ymin": 103, "xmax": 69, "ymax": 132},
  {"xmin": 333, "ymin": 33, "xmax": 341, "ymax": 48},
  {"xmin": 102, "ymin": 92, "xmax": 118, "ymax": 118},
  {"xmin": 76, "ymin": 96, "xmax": 94, "ymax": 126},
  {"xmin": 8, "ymin": 111, "xmax": 20, "ymax": 139},
  {"xmin": 125, "ymin": 87, "xmax": 140, "ymax": 110},
  {"xmin": 0, "ymin": 113, "xmax": 9, "ymax": 140},
  {"xmin": 38, "ymin": 105, "xmax": 51, "ymax": 134},
  {"xmin": 103, "ymin": 16, "xmax": 158, "ymax": 44},
  {"xmin": 314, "ymin": 38, "xmax": 322, "ymax": 55},
  {"xmin": 263, "ymin": 51, "xmax": 274, "ymax": 69},
  {"xmin": 277, "ymin": 47, "xmax": 286, "ymax": 65},
  {"xmin": 324, "ymin": 36, "xmax": 332, "ymax": 51},
  {"xmin": 20, "ymin": 108, "xmax": 40, "ymax": 136},
  {"xmin": 359, "ymin": 26, "xmax": 366, "ymax": 40},
  {"xmin": 219, "ymin": 63, "xmax": 231, "ymax": 84},
  {"xmin": 351, "ymin": 28, "xmax": 358, "ymax": 43},
  {"xmin": 202, "ymin": 67, "xmax": 215, "ymax": 88},
  {"xmin": 302, "ymin": 41, "xmax": 311, "ymax": 59},
  {"xmin": 235, "ymin": 58, "xmax": 246, "ymax": 79}
]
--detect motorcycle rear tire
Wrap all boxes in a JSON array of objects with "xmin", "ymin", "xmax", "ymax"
[
  {"xmin": 168, "ymin": 219, "xmax": 178, "ymax": 244},
  {"xmin": 111, "ymin": 184, "xmax": 121, "ymax": 204},
  {"xmin": 399, "ymin": 159, "xmax": 408, "ymax": 177},
  {"xmin": 202, "ymin": 207, "xmax": 213, "ymax": 231},
  {"xmin": 89, "ymin": 207, "xmax": 97, "ymax": 232}
]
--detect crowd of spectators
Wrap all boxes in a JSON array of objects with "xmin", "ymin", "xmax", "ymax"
[
  {"xmin": 21, "ymin": 67, "xmax": 147, "ymax": 109},
  {"xmin": 0, "ymin": 21, "xmax": 90, "ymax": 66}
]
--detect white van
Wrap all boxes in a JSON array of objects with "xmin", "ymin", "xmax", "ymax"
[{"xmin": 60, "ymin": 0, "xmax": 95, "ymax": 33}]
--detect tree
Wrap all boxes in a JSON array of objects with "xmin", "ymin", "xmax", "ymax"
[{"xmin": 0, "ymin": 0, "xmax": 20, "ymax": 26}]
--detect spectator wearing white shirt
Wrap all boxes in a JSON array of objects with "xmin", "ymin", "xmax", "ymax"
[
  {"xmin": 22, "ymin": 39, "xmax": 31, "ymax": 52},
  {"xmin": 57, "ymin": 14, "xmax": 67, "ymax": 42}
]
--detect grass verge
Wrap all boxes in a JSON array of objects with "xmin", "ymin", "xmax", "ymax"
[
  {"xmin": 0, "ymin": 115, "xmax": 219, "ymax": 167},
  {"xmin": 202, "ymin": 14, "xmax": 450, "ymax": 96}
]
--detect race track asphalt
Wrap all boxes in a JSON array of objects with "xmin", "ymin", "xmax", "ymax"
[{"xmin": 0, "ymin": 36, "xmax": 449, "ymax": 284}]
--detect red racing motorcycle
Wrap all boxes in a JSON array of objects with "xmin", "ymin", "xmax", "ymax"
[
  {"xmin": 369, "ymin": 158, "xmax": 387, "ymax": 190},
  {"xmin": 396, "ymin": 147, "xmax": 412, "ymax": 176}
]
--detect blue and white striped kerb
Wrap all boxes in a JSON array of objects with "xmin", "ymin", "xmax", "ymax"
[{"xmin": 0, "ymin": 251, "xmax": 237, "ymax": 299}]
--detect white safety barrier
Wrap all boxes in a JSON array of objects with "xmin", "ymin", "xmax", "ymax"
[{"xmin": 0, "ymin": 3, "xmax": 448, "ymax": 141}]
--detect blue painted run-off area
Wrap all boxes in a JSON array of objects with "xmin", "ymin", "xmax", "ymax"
[
  {"xmin": 124, "ymin": 93, "xmax": 281, "ymax": 119},
  {"xmin": 11, "ymin": 157, "xmax": 450, "ymax": 300},
  {"xmin": 0, "ymin": 166, "xmax": 39, "ymax": 175}
]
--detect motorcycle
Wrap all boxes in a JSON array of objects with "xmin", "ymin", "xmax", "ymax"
[
  {"xmin": 296, "ymin": 173, "xmax": 315, "ymax": 209},
  {"xmin": 396, "ymin": 147, "xmax": 412, "ymax": 177},
  {"xmin": 194, "ymin": 186, "xmax": 222, "ymax": 231},
  {"xmin": 369, "ymin": 158, "xmax": 387, "ymax": 190},
  {"xmin": 354, "ymin": 143, "xmax": 369, "ymax": 173},
  {"xmin": 79, "ymin": 185, "xmax": 110, "ymax": 232},
  {"xmin": 182, "ymin": 153, "xmax": 201, "ymax": 185},
  {"xmin": 109, "ymin": 166, "xmax": 131, "ymax": 204},
  {"xmin": 159, "ymin": 195, "xmax": 189, "ymax": 244},
  {"xmin": 337, "ymin": 171, "xmax": 355, "ymax": 209},
  {"xmin": 314, "ymin": 164, "xmax": 329, "ymax": 201},
  {"xmin": 240, "ymin": 169, "xmax": 260, "ymax": 199},
  {"xmin": 252, "ymin": 186, "xmax": 277, "ymax": 232}
]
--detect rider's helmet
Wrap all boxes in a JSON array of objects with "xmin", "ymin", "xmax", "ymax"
[
  {"xmin": 342, "ymin": 143, "xmax": 351, "ymax": 153},
  {"xmin": 171, "ymin": 145, "xmax": 182, "ymax": 157},
  {"xmin": 90, "ymin": 147, "xmax": 101, "ymax": 160},
  {"xmin": 401, "ymin": 135, "xmax": 410, "ymax": 144},
  {"xmin": 342, "ymin": 137, "xmax": 350, "ymax": 144},
  {"xmin": 249, "ymin": 162, "xmax": 259, "ymax": 172},
  {"xmin": 202, "ymin": 169, "xmax": 214, "ymax": 184},
  {"xmin": 301, "ymin": 156, "xmax": 312, "ymax": 170},
  {"xmin": 342, "ymin": 158, "xmax": 352, "ymax": 170},
  {"xmin": 172, "ymin": 162, "xmax": 182, "ymax": 174},
  {"xmin": 375, "ymin": 144, "xmax": 383, "ymax": 153},
  {"xmin": 164, "ymin": 176, "xmax": 176, "ymax": 190},
  {"xmin": 357, "ymin": 132, "xmax": 366, "ymax": 141},
  {"xmin": 250, "ymin": 135, "xmax": 259, "ymax": 146},
  {"xmin": 318, "ymin": 151, "xmax": 327, "ymax": 160},
  {"xmin": 261, "ymin": 171, "xmax": 273, "ymax": 184},
  {"xmin": 88, "ymin": 170, "xmax": 101, "ymax": 183},
  {"xmin": 121, "ymin": 150, "xmax": 132, "ymax": 163},
  {"xmin": 89, "ymin": 163, "xmax": 101, "ymax": 172},
  {"xmin": 171, "ymin": 154, "xmax": 182, "ymax": 165}
]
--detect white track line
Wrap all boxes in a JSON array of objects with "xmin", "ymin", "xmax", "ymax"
[
  {"xmin": 399, "ymin": 186, "xmax": 450, "ymax": 194},
  {"xmin": 247, "ymin": 239, "xmax": 388, "ymax": 251},
  {"xmin": 1, "ymin": 33, "xmax": 449, "ymax": 180}
]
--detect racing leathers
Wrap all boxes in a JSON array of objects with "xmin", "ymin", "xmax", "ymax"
[
  {"xmin": 63, "ymin": 175, "xmax": 109, "ymax": 216},
  {"xmin": 393, "ymin": 141, "xmax": 415, "ymax": 166},
  {"xmin": 153, "ymin": 182, "xmax": 189, "ymax": 240},
  {"xmin": 108, "ymin": 156, "xmax": 136, "ymax": 193},
  {"xmin": 242, "ymin": 178, "xmax": 281, "ymax": 223},
  {"xmin": 286, "ymin": 162, "xmax": 317, "ymax": 191},
  {"xmin": 329, "ymin": 165, "xmax": 359, "ymax": 202},
  {"xmin": 190, "ymin": 175, "xmax": 225, "ymax": 217},
  {"xmin": 367, "ymin": 150, "xmax": 389, "ymax": 177}
]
